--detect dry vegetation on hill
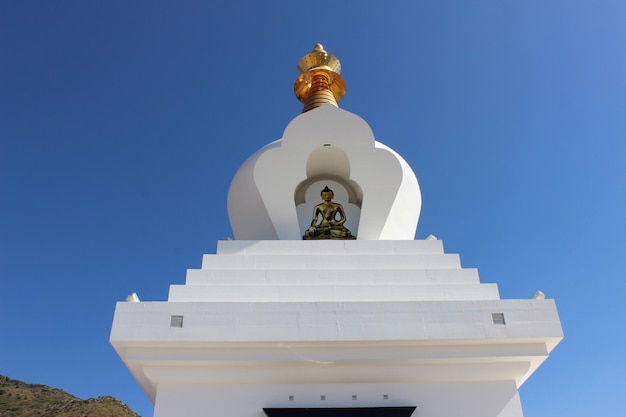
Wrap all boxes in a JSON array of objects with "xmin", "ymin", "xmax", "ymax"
[{"xmin": 0, "ymin": 375, "xmax": 140, "ymax": 417}]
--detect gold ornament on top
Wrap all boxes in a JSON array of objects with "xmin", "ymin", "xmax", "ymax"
[{"xmin": 294, "ymin": 44, "xmax": 346, "ymax": 113}]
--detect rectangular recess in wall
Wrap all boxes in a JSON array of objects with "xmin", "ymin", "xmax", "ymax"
[
  {"xmin": 492, "ymin": 313, "xmax": 506, "ymax": 325},
  {"xmin": 264, "ymin": 407, "xmax": 416, "ymax": 417},
  {"xmin": 170, "ymin": 315, "xmax": 184, "ymax": 328}
]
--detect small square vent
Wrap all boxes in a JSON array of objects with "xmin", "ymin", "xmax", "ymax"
[
  {"xmin": 170, "ymin": 315, "xmax": 184, "ymax": 328},
  {"xmin": 492, "ymin": 313, "xmax": 506, "ymax": 325}
]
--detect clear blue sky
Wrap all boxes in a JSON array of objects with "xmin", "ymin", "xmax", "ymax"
[{"xmin": 1, "ymin": 1, "xmax": 625, "ymax": 416}]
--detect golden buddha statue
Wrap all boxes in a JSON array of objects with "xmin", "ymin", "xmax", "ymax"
[{"xmin": 303, "ymin": 186, "xmax": 356, "ymax": 240}]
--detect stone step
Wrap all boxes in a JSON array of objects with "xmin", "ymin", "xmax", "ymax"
[
  {"xmin": 167, "ymin": 283, "xmax": 500, "ymax": 302},
  {"xmin": 201, "ymin": 253, "xmax": 461, "ymax": 270},
  {"xmin": 185, "ymin": 268, "xmax": 480, "ymax": 286},
  {"xmin": 216, "ymin": 239, "xmax": 444, "ymax": 256}
]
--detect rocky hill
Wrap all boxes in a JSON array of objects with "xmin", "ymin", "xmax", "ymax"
[{"xmin": 0, "ymin": 375, "xmax": 141, "ymax": 417}]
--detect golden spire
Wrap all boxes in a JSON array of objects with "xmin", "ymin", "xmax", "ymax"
[{"xmin": 294, "ymin": 43, "xmax": 346, "ymax": 113}]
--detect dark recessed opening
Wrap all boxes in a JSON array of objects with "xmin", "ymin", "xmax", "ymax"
[
  {"xmin": 492, "ymin": 313, "xmax": 506, "ymax": 325},
  {"xmin": 263, "ymin": 406, "xmax": 416, "ymax": 417}
]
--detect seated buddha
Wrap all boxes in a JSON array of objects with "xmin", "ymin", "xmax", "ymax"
[{"xmin": 302, "ymin": 186, "xmax": 356, "ymax": 240}]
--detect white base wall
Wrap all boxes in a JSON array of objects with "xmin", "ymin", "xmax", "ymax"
[{"xmin": 153, "ymin": 382, "xmax": 523, "ymax": 417}]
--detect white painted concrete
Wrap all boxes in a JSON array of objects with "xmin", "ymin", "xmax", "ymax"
[
  {"xmin": 167, "ymin": 283, "xmax": 501, "ymax": 302},
  {"xmin": 227, "ymin": 105, "xmax": 421, "ymax": 240},
  {"xmin": 215, "ymin": 239, "xmax": 444, "ymax": 255},
  {"xmin": 152, "ymin": 382, "xmax": 523, "ymax": 417},
  {"xmin": 111, "ymin": 99, "xmax": 562, "ymax": 417},
  {"xmin": 184, "ymin": 268, "xmax": 481, "ymax": 286},
  {"xmin": 111, "ymin": 238, "xmax": 562, "ymax": 417},
  {"xmin": 111, "ymin": 299, "xmax": 562, "ymax": 347},
  {"xmin": 166, "ymin": 240, "xmax": 488, "ymax": 302}
]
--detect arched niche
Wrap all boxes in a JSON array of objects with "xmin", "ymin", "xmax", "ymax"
[{"xmin": 295, "ymin": 145, "xmax": 362, "ymax": 238}]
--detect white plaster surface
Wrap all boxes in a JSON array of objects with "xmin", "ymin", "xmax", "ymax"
[
  {"xmin": 175, "ymin": 240, "xmax": 485, "ymax": 302},
  {"xmin": 167, "ymin": 283, "xmax": 500, "ymax": 302},
  {"xmin": 227, "ymin": 105, "xmax": 421, "ymax": 240},
  {"xmin": 112, "ymin": 100, "xmax": 562, "ymax": 417},
  {"xmin": 111, "ymin": 239, "xmax": 562, "ymax": 417},
  {"xmin": 152, "ymin": 382, "xmax": 523, "ymax": 417},
  {"xmin": 111, "ymin": 299, "xmax": 562, "ymax": 346},
  {"xmin": 215, "ymin": 239, "xmax": 444, "ymax": 255},
  {"xmin": 184, "ymin": 268, "xmax": 481, "ymax": 286}
]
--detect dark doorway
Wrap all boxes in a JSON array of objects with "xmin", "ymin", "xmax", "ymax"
[{"xmin": 263, "ymin": 406, "xmax": 416, "ymax": 417}]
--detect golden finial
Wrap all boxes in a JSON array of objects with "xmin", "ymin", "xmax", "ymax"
[{"xmin": 294, "ymin": 44, "xmax": 346, "ymax": 113}]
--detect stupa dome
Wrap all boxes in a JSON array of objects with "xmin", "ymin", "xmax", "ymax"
[{"xmin": 227, "ymin": 46, "xmax": 421, "ymax": 240}]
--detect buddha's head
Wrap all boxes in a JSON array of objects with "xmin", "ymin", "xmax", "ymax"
[{"xmin": 320, "ymin": 186, "xmax": 334, "ymax": 202}]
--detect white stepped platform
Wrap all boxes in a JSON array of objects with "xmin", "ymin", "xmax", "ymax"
[
  {"xmin": 175, "ymin": 240, "xmax": 494, "ymax": 302},
  {"xmin": 110, "ymin": 239, "xmax": 563, "ymax": 417}
]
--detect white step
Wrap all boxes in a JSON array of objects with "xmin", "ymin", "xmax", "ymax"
[
  {"xmin": 167, "ymin": 283, "xmax": 500, "ymax": 302},
  {"xmin": 216, "ymin": 239, "xmax": 445, "ymax": 255},
  {"xmin": 201, "ymin": 253, "xmax": 461, "ymax": 270},
  {"xmin": 185, "ymin": 268, "xmax": 480, "ymax": 286}
]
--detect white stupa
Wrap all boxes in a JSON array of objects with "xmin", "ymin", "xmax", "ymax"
[{"xmin": 111, "ymin": 44, "xmax": 562, "ymax": 417}]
